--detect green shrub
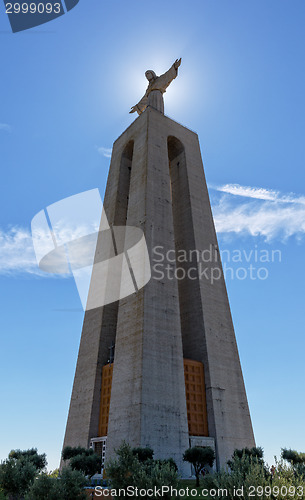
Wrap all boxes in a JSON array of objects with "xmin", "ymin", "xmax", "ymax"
[
  {"xmin": 135, "ymin": 460, "xmax": 179, "ymax": 498},
  {"xmin": 26, "ymin": 467, "xmax": 86, "ymax": 500},
  {"xmin": 8, "ymin": 449, "xmax": 47, "ymax": 473},
  {"xmin": 55, "ymin": 467, "xmax": 87, "ymax": 500},
  {"xmin": 106, "ymin": 442, "xmax": 142, "ymax": 491},
  {"xmin": 132, "ymin": 447, "xmax": 154, "ymax": 463},
  {"xmin": 62, "ymin": 446, "xmax": 101, "ymax": 478},
  {"xmin": 208, "ymin": 456, "xmax": 305, "ymax": 500},
  {"xmin": 226, "ymin": 447, "xmax": 270, "ymax": 482},
  {"xmin": 213, "ymin": 459, "xmax": 270, "ymax": 499},
  {"xmin": 105, "ymin": 442, "xmax": 179, "ymax": 498},
  {"xmin": 155, "ymin": 458, "xmax": 178, "ymax": 472},
  {"xmin": 200, "ymin": 474, "xmax": 218, "ymax": 491},
  {"xmin": 62, "ymin": 446, "xmax": 93, "ymax": 460},
  {"xmin": 0, "ymin": 456, "xmax": 37, "ymax": 499},
  {"xmin": 282, "ymin": 448, "xmax": 305, "ymax": 479},
  {"xmin": 0, "ymin": 448, "xmax": 48, "ymax": 500},
  {"xmin": 183, "ymin": 447, "xmax": 215, "ymax": 487},
  {"xmin": 48, "ymin": 468, "xmax": 59, "ymax": 478},
  {"xmin": 282, "ymin": 448, "xmax": 305, "ymax": 465},
  {"xmin": 25, "ymin": 473, "xmax": 58, "ymax": 500}
]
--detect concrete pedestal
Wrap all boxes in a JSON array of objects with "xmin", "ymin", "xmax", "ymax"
[{"xmin": 62, "ymin": 108, "xmax": 255, "ymax": 472}]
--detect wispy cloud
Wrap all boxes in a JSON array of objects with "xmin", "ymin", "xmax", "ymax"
[
  {"xmin": 211, "ymin": 183, "xmax": 305, "ymax": 241},
  {"xmin": 0, "ymin": 220, "xmax": 101, "ymax": 277},
  {"xmin": 97, "ymin": 146, "xmax": 112, "ymax": 159},
  {"xmin": 0, "ymin": 123, "xmax": 12, "ymax": 133},
  {"xmin": 1, "ymin": 183, "xmax": 304, "ymax": 277},
  {"xmin": 213, "ymin": 183, "xmax": 305, "ymax": 205},
  {"xmin": 0, "ymin": 227, "xmax": 44, "ymax": 276}
]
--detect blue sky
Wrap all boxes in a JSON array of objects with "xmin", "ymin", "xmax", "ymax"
[{"xmin": 0, "ymin": 0, "xmax": 304, "ymax": 471}]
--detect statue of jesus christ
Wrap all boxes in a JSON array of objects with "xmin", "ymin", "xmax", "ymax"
[{"xmin": 130, "ymin": 58, "xmax": 182, "ymax": 115}]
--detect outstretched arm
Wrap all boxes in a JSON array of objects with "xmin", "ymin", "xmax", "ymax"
[
  {"xmin": 156, "ymin": 58, "xmax": 182, "ymax": 93},
  {"xmin": 174, "ymin": 58, "xmax": 181, "ymax": 69},
  {"xmin": 129, "ymin": 105, "xmax": 140, "ymax": 114},
  {"xmin": 129, "ymin": 94, "xmax": 148, "ymax": 115}
]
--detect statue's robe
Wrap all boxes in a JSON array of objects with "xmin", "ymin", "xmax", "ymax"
[{"xmin": 134, "ymin": 63, "xmax": 178, "ymax": 115}]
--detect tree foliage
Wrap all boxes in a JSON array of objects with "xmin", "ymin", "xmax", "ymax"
[
  {"xmin": 155, "ymin": 458, "xmax": 178, "ymax": 472},
  {"xmin": 48, "ymin": 468, "xmax": 59, "ymax": 478},
  {"xmin": 183, "ymin": 446, "xmax": 215, "ymax": 487},
  {"xmin": 227, "ymin": 446, "xmax": 269, "ymax": 480},
  {"xmin": 0, "ymin": 458, "xmax": 36, "ymax": 500},
  {"xmin": 62, "ymin": 446, "xmax": 101, "ymax": 478},
  {"xmin": 282, "ymin": 449, "xmax": 305, "ymax": 479},
  {"xmin": 53, "ymin": 467, "xmax": 87, "ymax": 500},
  {"xmin": 25, "ymin": 473, "xmax": 58, "ymax": 500},
  {"xmin": 62, "ymin": 446, "xmax": 93, "ymax": 460},
  {"xmin": 106, "ymin": 442, "xmax": 142, "ymax": 491},
  {"xmin": 208, "ymin": 455, "xmax": 305, "ymax": 500},
  {"xmin": 282, "ymin": 448, "xmax": 305, "ymax": 465},
  {"xmin": 0, "ymin": 449, "xmax": 47, "ymax": 500},
  {"xmin": 229, "ymin": 446, "xmax": 264, "ymax": 462},
  {"xmin": 106, "ymin": 442, "xmax": 179, "ymax": 498},
  {"xmin": 132, "ymin": 447, "xmax": 154, "ymax": 463},
  {"xmin": 25, "ymin": 467, "xmax": 86, "ymax": 500},
  {"xmin": 8, "ymin": 449, "xmax": 47, "ymax": 473},
  {"xmin": 69, "ymin": 453, "xmax": 102, "ymax": 478}
]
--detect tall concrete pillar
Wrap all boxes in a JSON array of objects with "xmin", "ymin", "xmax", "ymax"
[{"xmin": 62, "ymin": 107, "xmax": 255, "ymax": 472}]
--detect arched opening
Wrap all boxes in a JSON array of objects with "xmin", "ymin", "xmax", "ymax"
[
  {"xmin": 98, "ymin": 141, "xmax": 134, "ymax": 445},
  {"xmin": 168, "ymin": 136, "xmax": 208, "ymax": 437},
  {"xmin": 114, "ymin": 140, "xmax": 134, "ymax": 225}
]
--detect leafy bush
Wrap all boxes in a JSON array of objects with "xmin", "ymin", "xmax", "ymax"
[
  {"xmin": 8, "ymin": 449, "xmax": 47, "ymax": 473},
  {"xmin": 69, "ymin": 453, "xmax": 101, "ymax": 478},
  {"xmin": 62, "ymin": 446, "xmax": 101, "ymax": 478},
  {"xmin": 183, "ymin": 446, "xmax": 215, "ymax": 487},
  {"xmin": 25, "ymin": 473, "xmax": 58, "ymax": 500},
  {"xmin": 207, "ymin": 454, "xmax": 305, "ymax": 500},
  {"xmin": 106, "ymin": 442, "xmax": 179, "ymax": 498},
  {"xmin": 0, "ymin": 455, "xmax": 37, "ymax": 499},
  {"xmin": 213, "ymin": 457, "xmax": 270, "ymax": 499},
  {"xmin": 229, "ymin": 447, "xmax": 264, "ymax": 461},
  {"xmin": 55, "ymin": 467, "xmax": 87, "ymax": 500},
  {"xmin": 26, "ymin": 467, "xmax": 86, "ymax": 500},
  {"xmin": 48, "ymin": 468, "xmax": 59, "ymax": 478},
  {"xmin": 0, "ymin": 448, "xmax": 47, "ymax": 500},
  {"xmin": 227, "ymin": 447, "xmax": 264, "ymax": 472},
  {"xmin": 282, "ymin": 448, "xmax": 305, "ymax": 465},
  {"xmin": 282, "ymin": 448, "xmax": 305, "ymax": 478},
  {"xmin": 155, "ymin": 458, "xmax": 178, "ymax": 472},
  {"xmin": 226, "ymin": 447, "xmax": 270, "ymax": 482},
  {"xmin": 62, "ymin": 446, "xmax": 93, "ymax": 460},
  {"xmin": 105, "ymin": 442, "xmax": 142, "ymax": 491},
  {"xmin": 134, "ymin": 460, "xmax": 179, "ymax": 498},
  {"xmin": 132, "ymin": 447, "xmax": 154, "ymax": 463}
]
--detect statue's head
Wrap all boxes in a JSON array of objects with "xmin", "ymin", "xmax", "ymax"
[{"xmin": 145, "ymin": 70, "xmax": 157, "ymax": 82}]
